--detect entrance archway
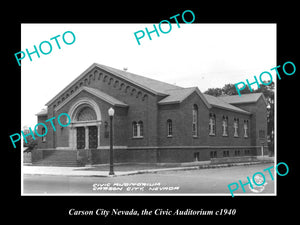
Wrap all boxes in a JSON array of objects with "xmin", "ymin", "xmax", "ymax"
[{"xmin": 68, "ymin": 98, "xmax": 102, "ymax": 150}]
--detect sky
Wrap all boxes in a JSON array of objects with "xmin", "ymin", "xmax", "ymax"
[{"xmin": 21, "ymin": 23, "xmax": 276, "ymax": 128}]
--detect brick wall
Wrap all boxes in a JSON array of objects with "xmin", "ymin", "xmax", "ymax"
[
  {"xmin": 36, "ymin": 115, "xmax": 48, "ymax": 148},
  {"xmin": 90, "ymin": 146, "xmax": 259, "ymax": 164},
  {"xmin": 36, "ymin": 65, "xmax": 268, "ymax": 164},
  {"xmin": 39, "ymin": 65, "xmax": 161, "ymax": 150},
  {"xmin": 230, "ymin": 96, "xmax": 268, "ymax": 147},
  {"xmin": 158, "ymin": 91, "xmax": 252, "ymax": 148}
]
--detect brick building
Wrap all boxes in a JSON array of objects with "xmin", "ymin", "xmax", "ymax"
[{"xmin": 33, "ymin": 63, "xmax": 268, "ymax": 166}]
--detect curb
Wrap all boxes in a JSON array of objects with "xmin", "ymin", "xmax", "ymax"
[
  {"xmin": 23, "ymin": 160, "xmax": 274, "ymax": 177},
  {"xmin": 118, "ymin": 166, "xmax": 200, "ymax": 177},
  {"xmin": 119, "ymin": 161, "xmax": 271, "ymax": 176}
]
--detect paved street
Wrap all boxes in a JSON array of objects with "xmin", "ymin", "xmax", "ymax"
[{"xmin": 23, "ymin": 163, "xmax": 275, "ymax": 196}]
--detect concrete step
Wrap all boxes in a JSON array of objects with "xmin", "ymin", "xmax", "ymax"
[
  {"xmin": 32, "ymin": 150, "xmax": 80, "ymax": 167},
  {"xmin": 33, "ymin": 160, "xmax": 80, "ymax": 167}
]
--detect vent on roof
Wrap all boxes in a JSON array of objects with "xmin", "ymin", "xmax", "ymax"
[{"xmin": 123, "ymin": 67, "xmax": 128, "ymax": 72}]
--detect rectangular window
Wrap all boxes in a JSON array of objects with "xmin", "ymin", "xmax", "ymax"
[
  {"xmin": 133, "ymin": 121, "xmax": 144, "ymax": 138},
  {"xmin": 210, "ymin": 151, "xmax": 217, "ymax": 158},
  {"xmin": 167, "ymin": 119, "xmax": 173, "ymax": 137},
  {"xmin": 223, "ymin": 150, "xmax": 229, "ymax": 157},
  {"xmin": 245, "ymin": 149, "xmax": 252, "ymax": 156},
  {"xmin": 194, "ymin": 152, "xmax": 200, "ymax": 161}
]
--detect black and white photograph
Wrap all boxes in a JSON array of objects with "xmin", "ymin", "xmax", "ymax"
[{"xmin": 20, "ymin": 23, "xmax": 276, "ymax": 196}]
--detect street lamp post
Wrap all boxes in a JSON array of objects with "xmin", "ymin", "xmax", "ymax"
[{"xmin": 108, "ymin": 107, "xmax": 115, "ymax": 175}]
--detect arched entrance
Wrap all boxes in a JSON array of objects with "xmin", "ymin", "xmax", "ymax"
[
  {"xmin": 76, "ymin": 107, "xmax": 98, "ymax": 149},
  {"xmin": 68, "ymin": 98, "xmax": 102, "ymax": 150}
]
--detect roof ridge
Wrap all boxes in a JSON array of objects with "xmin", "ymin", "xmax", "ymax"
[
  {"xmin": 46, "ymin": 63, "xmax": 183, "ymax": 106},
  {"xmin": 51, "ymin": 86, "xmax": 128, "ymax": 112},
  {"xmin": 158, "ymin": 87, "xmax": 211, "ymax": 109},
  {"xmin": 82, "ymin": 86, "xmax": 128, "ymax": 106},
  {"xmin": 164, "ymin": 86, "xmax": 195, "ymax": 92},
  {"xmin": 166, "ymin": 86, "xmax": 196, "ymax": 90},
  {"xmin": 217, "ymin": 92, "xmax": 266, "ymax": 105},
  {"xmin": 203, "ymin": 94, "xmax": 251, "ymax": 114},
  {"xmin": 94, "ymin": 63, "xmax": 182, "ymax": 94}
]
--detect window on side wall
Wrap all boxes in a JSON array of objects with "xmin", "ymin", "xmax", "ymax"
[
  {"xmin": 133, "ymin": 121, "xmax": 144, "ymax": 138},
  {"xmin": 223, "ymin": 150, "xmax": 229, "ymax": 157},
  {"xmin": 167, "ymin": 119, "xmax": 173, "ymax": 137},
  {"xmin": 234, "ymin": 118, "xmax": 239, "ymax": 137},
  {"xmin": 210, "ymin": 151, "xmax": 217, "ymax": 158},
  {"xmin": 192, "ymin": 104, "xmax": 198, "ymax": 137},
  {"xmin": 244, "ymin": 120, "xmax": 249, "ymax": 138},
  {"xmin": 42, "ymin": 127, "xmax": 46, "ymax": 142},
  {"xmin": 132, "ymin": 121, "xmax": 138, "ymax": 137},
  {"xmin": 222, "ymin": 116, "xmax": 228, "ymax": 136},
  {"xmin": 209, "ymin": 113, "xmax": 216, "ymax": 136}
]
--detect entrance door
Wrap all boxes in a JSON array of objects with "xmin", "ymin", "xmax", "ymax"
[
  {"xmin": 76, "ymin": 127, "xmax": 85, "ymax": 149},
  {"xmin": 89, "ymin": 126, "xmax": 98, "ymax": 149}
]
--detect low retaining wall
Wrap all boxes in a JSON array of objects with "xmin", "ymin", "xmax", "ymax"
[
  {"xmin": 32, "ymin": 146, "xmax": 265, "ymax": 166},
  {"xmin": 211, "ymin": 156, "xmax": 257, "ymax": 164},
  {"xmin": 91, "ymin": 146, "xmax": 262, "ymax": 164}
]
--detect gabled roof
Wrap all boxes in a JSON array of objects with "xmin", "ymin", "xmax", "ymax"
[
  {"xmin": 203, "ymin": 94, "xmax": 251, "ymax": 115},
  {"xmin": 158, "ymin": 87, "xmax": 211, "ymax": 109},
  {"xmin": 158, "ymin": 87, "xmax": 196, "ymax": 104},
  {"xmin": 159, "ymin": 88, "xmax": 251, "ymax": 114},
  {"xmin": 46, "ymin": 63, "xmax": 181, "ymax": 106},
  {"xmin": 95, "ymin": 63, "xmax": 181, "ymax": 95},
  {"xmin": 54, "ymin": 86, "xmax": 128, "ymax": 112},
  {"xmin": 83, "ymin": 87, "xmax": 128, "ymax": 107},
  {"xmin": 218, "ymin": 93, "xmax": 267, "ymax": 105},
  {"xmin": 43, "ymin": 63, "xmax": 259, "ymax": 116}
]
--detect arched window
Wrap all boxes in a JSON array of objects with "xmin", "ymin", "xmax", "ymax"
[
  {"xmin": 103, "ymin": 75, "xmax": 108, "ymax": 82},
  {"xmin": 77, "ymin": 107, "xmax": 97, "ymax": 121},
  {"xmin": 234, "ymin": 118, "xmax": 239, "ymax": 137},
  {"xmin": 222, "ymin": 116, "xmax": 228, "ymax": 136},
  {"xmin": 244, "ymin": 120, "xmax": 249, "ymax": 138},
  {"xmin": 167, "ymin": 119, "xmax": 173, "ymax": 137},
  {"xmin": 138, "ymin": 121, "xmax": 143, "ymax": 137},
  {"xmin": 132, "ymin": 121, "xmax": 138, "ymax": 137},
  {"xmin": 192, "ymin": 104, "xmax": 198, "ymax": 136},
  {"xmin": 108, "ymin": 77, "xmax": 113, "ymax": 85},
  {"xmin": 132, "ymin": 121, "xmax": 144, "ymax": 138},
  {"xmin": 42, "ymin": 127, "xmax": 46, "ymax": 142},
  {"xmin": 209, "ymin": 113, "xmax": 216, "ymax": 135}
]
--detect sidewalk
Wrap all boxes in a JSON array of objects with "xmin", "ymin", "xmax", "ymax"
[
  {"xmin": 23, "ymin": 157, "xmax": 274, "ymax": 177},
  {"xmin": 22, "ymin": 163, "xmax": 202, "ymax": 177}
]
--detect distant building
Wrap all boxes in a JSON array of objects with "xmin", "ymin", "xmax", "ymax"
[{"xmin": 33, "ymin": 63, "xmax": 268, "ymax": 166}]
